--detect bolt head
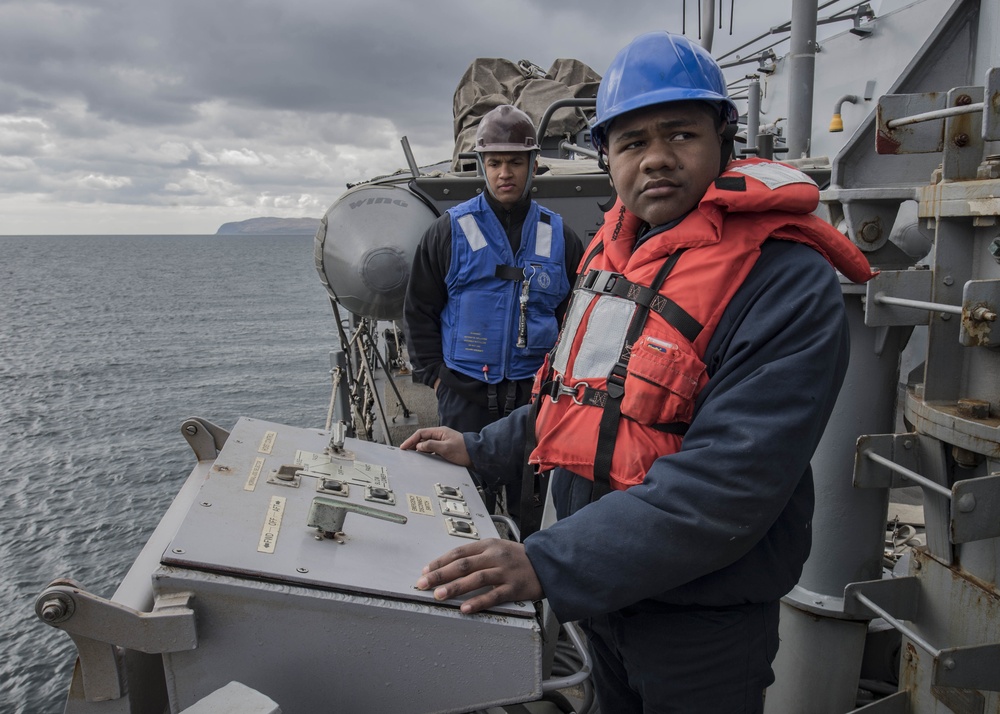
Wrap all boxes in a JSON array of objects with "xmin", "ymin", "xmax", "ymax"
[
  {"xmin": 41, "ymin": 601, "xmax": 66, "ymax": 622},
  {"xmin": 957, "ymin": 493, "xmax": 977, "ymax": 513},
  {"xmin": 859, "ymin": 222, "xmax": 882, "ymax": 244}
]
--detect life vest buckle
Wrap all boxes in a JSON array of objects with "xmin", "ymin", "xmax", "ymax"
[
  {"xmin": 606, "ymin": 364, "xmax": 627, "ymax": 399},
  {"xmin": 583, "ymin": 269, "xmax": 622, "ymax": 294}
]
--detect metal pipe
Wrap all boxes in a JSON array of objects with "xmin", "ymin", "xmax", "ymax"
[
  {"xmin": 833, "ymin": 94, "xmax": 859, "ymax": 114},
  {"xmin": 400, "ymin": 136, "xmax": 421, "ymax": 178},
  {"xmin": 535, "ymin": 98, "xmax": 597, "ymax": 146},
  {"xmin": 746, "ymin": 77, "xmax": 761, "ymax": 152},
  {"xmin": 787, "ymin": 0, "xmax": 819, "ymax": 158},
  {"xmin": 757, "ymin": 132, "xmax": 775, "ymax": 160},
  {"xmin": 541, "ymin": 622, "xmax": 593, "ymax": 693},
  {"xmin": 558, "ymin": 140, "xmax": 599, "ymax": 160},
  {"xmin": 864, "ymin": 450, "xmax": 953, "ymax": 499},
  {"xmin": 886, "ymin": 101, "xmax": 985, "ymax": 129},
  {"xmin": 829, "ymin": 95, "xmax": 858, "ymax": 132},
  {"xmin": 873, "ymin": 292, "xmax": 963, "ymax": 316},
  {"xmin": 328, "ymin": 350, "xmax": 351, "ymax": 429},
  {"xmin": 700, "ymin": 0, "xmax": 715, "ymax": 51},
  {"xmin": 852, "ymin": 592, "xmax": 942, "ymax": 657}
]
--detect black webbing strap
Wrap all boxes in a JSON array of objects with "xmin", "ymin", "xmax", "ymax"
[
  {"xmin": 495, "ymin": 265, "xmax": 523, "ymax": 281},
  {"xmin": 535, "ymin": 379, "xmax": 606, "ymax": 407},
  {"xmin": 591, "ymin": 249, "xmax": 687, "ymax": 500},
  {"xmin": 503, "ymin": 381, "xmax": 518, "ymax": 416},
  {"xmin": 518, "ymin": 393, "xmax": 550, "ymax": 539},
  {"xmin": 535, "ymin": 379, "xmax": 690, "ymax": 434},
  {"xmin": 577, "ymin": 269, "xmax": 704, "ymax": 344},
  {"xmin": 487, "ymin": 383, "xmax": 499, "ymax": 418}
]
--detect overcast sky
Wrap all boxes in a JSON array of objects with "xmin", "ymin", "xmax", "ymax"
[{"xmin": 0, "ymin": 0, "xmax": 809, "ymax": 235}]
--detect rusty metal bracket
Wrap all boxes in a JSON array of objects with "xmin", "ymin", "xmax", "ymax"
[
  {"xmin": 846, "ymin": 577, "xmax": 1000, "ymax": 692},
  {"xmin": 35, "ymin": 580, "xmax": 197, "ymax": 703},
  {"xmin": 877, "ymin": 92, "xmax": 948, "ymax": 155},
  {"xmin": 960, "ymin": 280, "xmax": 1000, "ymax": 346},
  {"xmin": 942, "ymin": 86, "xmax": 985, "ymax": 181}
]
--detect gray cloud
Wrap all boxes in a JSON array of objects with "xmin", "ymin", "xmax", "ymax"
[{"xmin": 0, "ymin": 0, "xmax": 792, "ymax": 233}]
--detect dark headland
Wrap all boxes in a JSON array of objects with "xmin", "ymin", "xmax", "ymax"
[{"xmin": 215, "ymin": 216, "xmax": 322, "ymax": 235}]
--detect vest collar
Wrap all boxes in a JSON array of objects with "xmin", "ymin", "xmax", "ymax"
[{"xmin": 484, "ymin": 191, "xmax": 531, "ymax": 226}]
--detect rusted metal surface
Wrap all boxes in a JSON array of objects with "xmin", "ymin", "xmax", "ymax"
[{"xmin": 961, "ymin": 303, "xmax": 996, "ymax": 345}]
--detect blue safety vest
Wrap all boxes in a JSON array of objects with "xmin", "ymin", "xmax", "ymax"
[{"xmin": 441, "ymin": 194, "xmax": 569, "ymax": 383}]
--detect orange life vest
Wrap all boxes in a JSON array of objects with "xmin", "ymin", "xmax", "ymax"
[{"xmin": 528, "ymin": 159, "xmax": 874, "ymax": 494}]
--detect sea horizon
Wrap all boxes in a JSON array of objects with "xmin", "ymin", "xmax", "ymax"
[{"xmin": 1, "ymin": 233, "xmax": 337, "ymax": 712}]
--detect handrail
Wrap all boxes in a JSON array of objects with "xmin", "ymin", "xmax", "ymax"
[{"xmin": 536, "ymin": 98, "xmax": 597, "ymax": 144}]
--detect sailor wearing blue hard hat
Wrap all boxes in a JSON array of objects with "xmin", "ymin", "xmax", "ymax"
[{"xmin": 406, "ymin": 30, "xmax": 872, "ymax": 714}]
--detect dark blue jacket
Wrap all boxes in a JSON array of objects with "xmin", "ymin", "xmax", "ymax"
[{"xmin": 465, "ymin": 239, "xmax": 850, "ymax": 623}]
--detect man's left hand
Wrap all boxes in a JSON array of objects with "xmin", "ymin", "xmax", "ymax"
[{"xmin": 416, "ymin": 538, "xmax": 543, "ymax": 614}]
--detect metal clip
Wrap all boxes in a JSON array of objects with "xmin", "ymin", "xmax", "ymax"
[
  {"xmin": 549, "ymin": 375, "xmax": 590, "ymax": 405},
  {"xmin": 517, "ymin": 266, "xmax": 536, "ymax": 349}
]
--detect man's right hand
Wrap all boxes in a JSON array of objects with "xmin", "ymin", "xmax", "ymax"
[{"xmin": 400, "ymin": 427, "xmax": 472, "ymax": 467}]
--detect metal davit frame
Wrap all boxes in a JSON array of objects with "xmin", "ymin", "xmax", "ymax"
[{"xmin": 767, "ymin": 0, "xmax": 1000, "ymax": 711}]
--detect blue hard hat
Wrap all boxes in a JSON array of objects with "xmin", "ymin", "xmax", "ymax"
[{"xmin": 591, "ymin": 32, "xmax": 739, "ymax": 154}]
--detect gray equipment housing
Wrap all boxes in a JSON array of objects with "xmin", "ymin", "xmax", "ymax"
[{"xmin": 37, "ymin": 417, "xmax": 544, "ymax": 714}]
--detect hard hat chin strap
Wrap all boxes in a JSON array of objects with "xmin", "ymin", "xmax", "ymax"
[
  {"xmin": 720, "ymin": 123, "xmax": 737, "ymax": 173},
  {"xmin": 519, "ymin": 150, "xmax": 538, "ymax": 202}
]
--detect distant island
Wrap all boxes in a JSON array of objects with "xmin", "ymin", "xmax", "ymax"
[{"xmin": 215, "ymin": 216, "xmax": 322, "ymax": 235}]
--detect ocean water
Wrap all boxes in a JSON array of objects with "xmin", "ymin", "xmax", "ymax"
[{"xmin": 0, "ymin": 234, "xmax": 337, "ymax": 713}]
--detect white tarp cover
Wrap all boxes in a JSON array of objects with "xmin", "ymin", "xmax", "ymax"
[{"xmin": 451, "ymin": 58, "xmax": 601, "ymax": 171}]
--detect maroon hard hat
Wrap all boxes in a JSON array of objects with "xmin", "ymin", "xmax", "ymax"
[{"xmin": 474, "ymin": 105, "xmax": 539, "ymax": 153}]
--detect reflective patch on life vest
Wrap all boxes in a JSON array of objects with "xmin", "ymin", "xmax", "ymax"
[
  {"xmin": 535, "ymin": 219, "xmax": 552, "ymax": 258},
  {"xmin": 572, "ymin": 295, "xmax": 635, "ymax": 379},
  {"xmin": 457, "ymin": 214, "xmax": 488, "ymax": 251},
  {"xmin": 728, "ymin": 162, "xmax": 815, "ymax": 190},
  {"xmin": 553, "ymin": 290, "xmax": 590, "ymax": 375}
]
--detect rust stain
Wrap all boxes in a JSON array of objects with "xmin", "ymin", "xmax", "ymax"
[
  {"xmin": 946, "ymin": 556, "xmax": 1000, "ymax": 600},
  {"xmin": 876, "ymin": 130, "xmax": 902, "ymax": 154},
  {"xmin": 961, "ymin": 302, "xmax": 994, "ymax": 345}
]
